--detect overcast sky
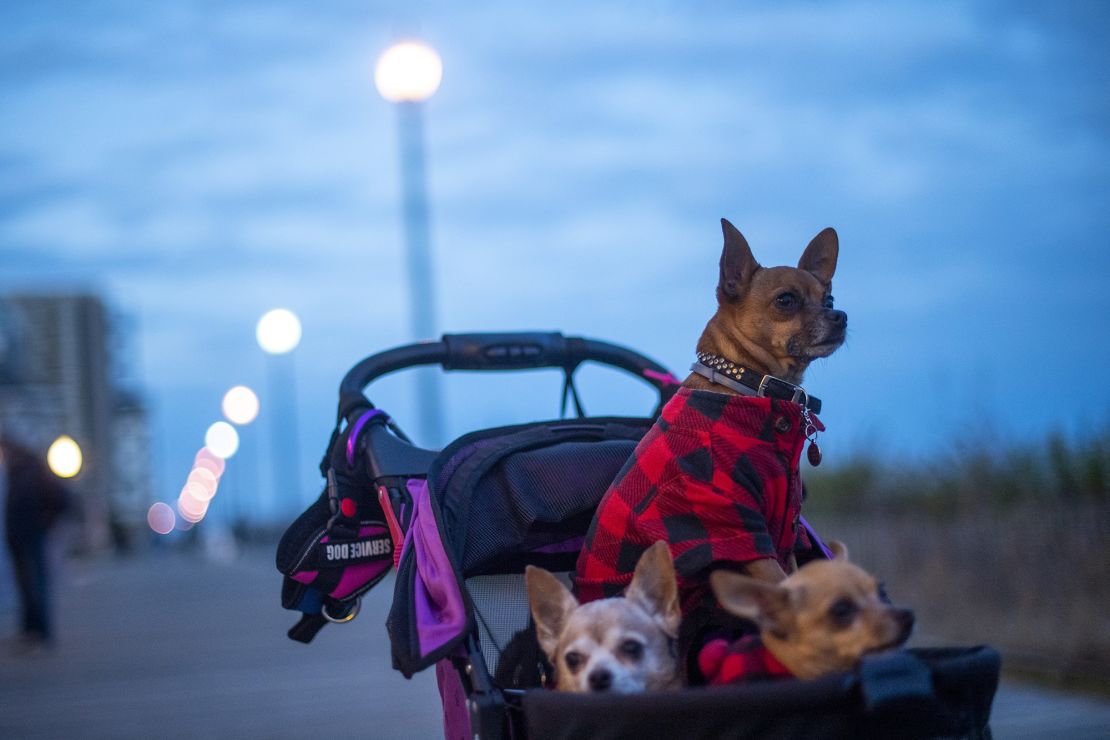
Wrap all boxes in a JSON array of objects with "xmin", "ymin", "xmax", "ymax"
[{"xmin": 2, "ymin": 1, "xmax": 1108, "ymax": 520}]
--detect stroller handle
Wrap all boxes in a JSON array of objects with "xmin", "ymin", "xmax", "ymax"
[{"xmin": 338, "ymin": 332, "xmax": 677, "ymax": 420}]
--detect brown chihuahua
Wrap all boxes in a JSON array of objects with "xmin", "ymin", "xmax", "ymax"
[
  {"xmin": 574, "ymin": 220, "xmax": 847, "ymax": 626},
  {"xmin": 687, "ymin": 220, "xmax": 846, "ymax": 584},
  {"xmin": 708, "ymin": 542, "xmax": 915, "ymax": 681},
  {"xmin": 528, "ymin": 542, "xmax": 681, "ymax": 693}
]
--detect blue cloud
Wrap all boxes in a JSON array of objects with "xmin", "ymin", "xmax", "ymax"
[{"xmin": 1, "ymin": 0, "xmax": 1107, "ymax": 513}]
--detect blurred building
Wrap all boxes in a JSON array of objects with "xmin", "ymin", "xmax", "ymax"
[
  {"xmin": 0, "ymin": 293, "xmax": 153, "ymax": 551},
  {"xmin": 110, "ymin": 391, "xmax": 154, "ymax": 546}
]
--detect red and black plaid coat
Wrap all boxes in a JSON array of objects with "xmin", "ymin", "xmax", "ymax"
[
  {"xmin": 697, "ymin": 635, "xmax": 793, "ymax": 685},
  {"xmin": 574, "ymin": 387, "xmax": 822, "ymax": 617}
]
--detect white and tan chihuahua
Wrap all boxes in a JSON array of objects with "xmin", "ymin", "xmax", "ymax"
[{"xmin": 526, "ymin": 541, "xmax": 681, "ymax": 693}]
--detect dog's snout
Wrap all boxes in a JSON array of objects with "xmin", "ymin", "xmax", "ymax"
[
  {"xmin": 825, "ymin": 309, "xmax": 847, "ymax": 327},
  {"xmin": 588, "ymin": 668, "xmax": 613, "ymax": 692},
  {"xmin": 894, "ymin": 608, "xmax": 915, "ymax": 641}
]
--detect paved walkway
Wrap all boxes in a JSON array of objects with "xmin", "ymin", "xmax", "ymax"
[
  {"xmin": 1, "ymin": 548, "xmax": 1107, "ymax": 739},
  {"xmin": 0, "ymin": 548, "xmax": 440, "ymax": 740}
]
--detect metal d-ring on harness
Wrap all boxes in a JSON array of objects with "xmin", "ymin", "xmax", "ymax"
[{"xmin": 322, "ymin": 598, "xmax": 361, "ymax": 624}]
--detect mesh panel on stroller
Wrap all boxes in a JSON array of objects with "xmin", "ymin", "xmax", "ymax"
[{"xmin": 277, "ymin": 332, "xmax": 999, "ymax": 739}]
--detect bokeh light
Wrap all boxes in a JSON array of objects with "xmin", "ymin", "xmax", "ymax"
[
  {"xmin": 186, "ymin": 469, "xmax": 218, "ymax": 501},
  {"xmin": 147, "ymin": 502, "xmax": 176, "ymax": 535},
  {"xmin": 375, "ymin": 41, "xmax": 443, "ymax": 103},
  {"xmin": 256, "ymin": 308, "xmax": 302, "ymax": 355},
  {"xmin": 204, "ymin": 421, "xmax": 240, "ymax": 459},
  {"xmin": 177, "ymin": 488, "xmax": 209, "ymax": 523},
  {"xmin": 194, "ymin": 447, "xmax": 226, "ymax": 477},
  {"xmin": 222, "ymin": 385, "xmax": 260, "ymax": 425},
  {"xmin": 47, "ymin": 435, "xmax": 83, "ymax": 478}
]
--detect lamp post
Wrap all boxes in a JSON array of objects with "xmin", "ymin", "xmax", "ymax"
[
  {"xmin": 375, "ymin": 40, "xmax": 445, "ymax": 447},
  {"xmin": 221, "ymin": 385, "xmax": 259, "ymax": 526},
  {"xmin": 256, "ymin": 308, "xmax": 302, "ymax": 520}
]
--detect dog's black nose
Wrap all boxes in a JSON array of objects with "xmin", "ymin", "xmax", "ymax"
[
  {"xmin": 588, "ymin": 668, "xmax": 613, "ymax": 692},
  {"xmin": 895, "ymin": 608, "xmax": 915, "ymax": 642},
  {"xmin": 825, "ymin": 309, "xmax": 847, "ymax": 327}
]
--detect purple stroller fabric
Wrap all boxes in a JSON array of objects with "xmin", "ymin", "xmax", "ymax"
[
  {"xmin": 403, "ymin": 478, "xmax": 468, "ymax": 657},
  {"xmin": 436, "ymin": 659, "xmax": 472, "ymax": 740}
]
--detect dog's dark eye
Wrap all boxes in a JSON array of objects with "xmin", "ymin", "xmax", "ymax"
[
  {"xmin": 775, "ymin": 292, "xmax": 799, "ymax": 310},
  {"xmin": 619, "ymin": 639, "xmax": 644, "ymax": 661},
  {"xmin": 563, "ymin": 651, "xmax": 585, "ymax": 672},
  {"xmin": 828, "ymin": 598, "xmax": 858, "ymax": 627},
  {"xmin": 823, "ymin": 295, "xmax": 835, "ymax": 309}
]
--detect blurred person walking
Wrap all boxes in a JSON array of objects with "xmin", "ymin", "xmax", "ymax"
[{"xmin": 0, "ymin": 433, "xmax": 70, "ymax": 653}]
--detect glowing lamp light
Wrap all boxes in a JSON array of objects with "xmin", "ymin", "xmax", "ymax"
[
  {"xmin": 177, "ymin": 489, "xmax": 208, "ymax": 523},
  {"xmin": 256, "ymin": 309, "xmax": 302, "ymax": 355},
  {"xmin": 179, "ymin": 481, "xmax": 209, "ymax": 508},
  {"xmin": 177, "ymin": 505, "xmax": 205, "ymax": 524},
  {"xmin": 147, "ymin": 502, "xmax": 176, "ymax": 535},
  {"xmin": 182, "ymin": 481, "xmax": 210, "ymax": 506},
  {"xmin": 204, "ymin": 421, "xmax": 240, "ymax": 459},
  {"xmin": 47, "ymin": 435, "xmax": 83, "ymax": 478},
  {"xmin": 194, "ymin": 447, "xmax": 226, "ymax": 478},
  {"xmin": 375, "ymin": 41, "xmax": 443, "ymax": 103},
  {"xmin": 186, "ymin": 468, "xmax": 218, "ymax": 501},
  {"xmin": 222, "ymin": 385, "xmax": 260, "ymax": 425}
]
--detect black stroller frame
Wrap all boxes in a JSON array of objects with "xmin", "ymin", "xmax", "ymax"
[{"xmin": 278, "ymin": 332, "xmax": 999, "ymax": 740}]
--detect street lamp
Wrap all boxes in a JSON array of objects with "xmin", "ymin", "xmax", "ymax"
[
  {"xmin": 256, "ymin": 308, "xmax": 302, "ymax": 520},
  {"xmin": 147, "ymin": 501, "xmax": 176, "ymax": 535},
  {"xmin": 375, "ymin": 40, "xmax": 445, "ymax": 447},
  {"xmin": 220, "ymin": 384, "xmax": 258, "ymax": 527},
  {"xmin": 204, "ymin": 421, "xmax": 240, "ymax": 460},
  {"xmin": 47, "ymin": 435, "xmax": 82, "ymax": 478},
  {"xmin": 222, "ymin": 385, "xmax": 260, "ymax": 426},
  {"xmin": 375, "ymin": 42, "xmax": 443, "ymax": 102},
  {"xmin": 256, "ymin": 309, "xmax": 302, "ymax": 355}
]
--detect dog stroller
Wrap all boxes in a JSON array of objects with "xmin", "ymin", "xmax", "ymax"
[{"xmin": 277, "ymin": 332, "xmax": 1000, "ymax": 739}]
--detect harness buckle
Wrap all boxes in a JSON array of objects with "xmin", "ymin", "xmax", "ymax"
[
  {"xmin": 757, "ymin": 375, "xmax": 794, "ymax": 398},
  {"xmin": 757, "ymin": 374, "xmax": 811, "ymax": 408}
]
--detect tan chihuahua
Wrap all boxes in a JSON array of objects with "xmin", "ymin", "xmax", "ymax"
[
  {"xmin": 575, "ymin": 221, "xmax": 848, "ymax": 619},
  {"xmin": 688, "ymin": 220, "xmax": 846, "ymax": 584},
  {"xmin": 527, "ymin": 542, "xmax": 681, "ymax": 693},
  {"xmin": 708, "ymin": 542, "xmax": 914, "ymax": 681}
]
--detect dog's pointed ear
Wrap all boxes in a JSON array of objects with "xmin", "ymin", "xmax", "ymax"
[
  {"xmin": 526, "ymin": 566, "xmax": 578, "ymax": 660},
  {"xmin": 710, "ymin": 569, "xmax": 794, "ymax": 638},
  {"xmin": 798, "ymin": 227, "xmax": 838, "ymax": 286},
  {"xmin": 718, "ymin": 218, "xmax": 760, "ymax": 302},
  {"xmin": 827, "ymin": 540, "xmax": 849, "ymax": 561},
  {"xmin": 626, "ymin": 541, "xmax": 681, "ymax": 638}
]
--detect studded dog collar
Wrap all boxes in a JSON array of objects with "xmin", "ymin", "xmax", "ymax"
[{"xmin": 691, "ymin": 352, "xmax": 823, "ymax": 415}]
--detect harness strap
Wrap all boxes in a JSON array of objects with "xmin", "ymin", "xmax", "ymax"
[{"xmin": 288, "ymin": 613, "xmax": 329, "ymax": 644}]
